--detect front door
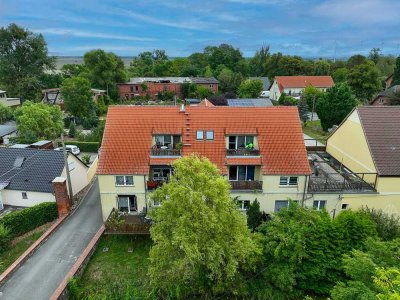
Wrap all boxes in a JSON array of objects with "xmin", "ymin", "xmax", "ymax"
[
  {"xmin": 117, "ymin": 195, "xmax": 137, "ymax": 213},
  {"xmin": 129, "ymin": 196, "xmax": 137, "ymax": 212}
]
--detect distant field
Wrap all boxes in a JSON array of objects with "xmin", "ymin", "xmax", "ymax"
[{"xmin": 55, "ymin": 56, "xmax": 134, "ymax": 69}]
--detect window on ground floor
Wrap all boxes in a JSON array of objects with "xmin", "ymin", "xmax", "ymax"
[
  {"xmin": 279, "ymin": 176, "xmax": 298, "ymax": 187},
  {"xmin": 237, "ymin": 200, "xmax": 250, "ymax": 211},
  {"xmin": 274, "ymin": 200, "xmax": 298, "ymax": 212},
  {"xmin": 117, "ymin": 195, "xmax": 137, "ymax": 213},
  {"xmin": 313, "ymin": 200, "xmax": 326, "ymax": 211}
]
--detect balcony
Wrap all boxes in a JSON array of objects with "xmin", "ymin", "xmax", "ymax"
[
  {"xmin": 105, "ymin": 209, "xmax": 151, "ymax": 235},
  {"xmin": 226, "ymin": 148, "xmax": 260, "ymax": 156},
  {"xmin": 150, "ymin": 148, "xmax": 181, "ymax": 156},
  {"xmin": 308, "ymin": 152, "xmax": 377, "ymax": 193},
  {"xmin": 147, "ymin": 180, "xmax": 166, "ymax": 190},
  {"xmin": 230, "ymin": 180, "xmax": 263, "ymax": 191}
]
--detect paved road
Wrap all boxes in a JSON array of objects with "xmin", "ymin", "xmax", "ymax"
[{"xmin": 0, "ymin": 180, "xmax": 102, "ymax": 300}]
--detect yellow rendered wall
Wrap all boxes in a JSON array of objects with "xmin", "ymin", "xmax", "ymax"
[
  {"xmin": 327, "ymin": 110, "xmax": 376, "ymax": 175},
  {"xmin": 98, "ymin": 175, "xmax": 147, "ymax": 221}
]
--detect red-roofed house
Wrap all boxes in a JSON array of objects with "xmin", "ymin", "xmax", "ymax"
[
  {"xmin": 270, "ymin": 76, "xmax": 334, "ymax": 101},
  {"xmin": 97, "ymin": 105, "xmax": 313, "ymax": 221}
]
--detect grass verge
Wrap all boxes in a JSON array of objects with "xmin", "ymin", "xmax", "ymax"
[
  {"xmin": 303, "ymin": 120, "xmax": 328, "ymax": 144},
  {"xmin": 68, "ymin": 235, "xmax": 152, "ymax": 300}
]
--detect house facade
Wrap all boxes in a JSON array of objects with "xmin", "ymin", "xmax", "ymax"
[
  {"xmin": 370, "ymin": 85, "xmax": 399, "ymax": 106},
  {"xmin": 269, "ymin": 76, "xmax": 334, "ymax": 101},
  {"xmin": 117, "ymin": 77, "xmax": 218, "ymax": 100},
  {"xmin": 0, "ymin": 148, "xmax": 89, "ymax": 209}
]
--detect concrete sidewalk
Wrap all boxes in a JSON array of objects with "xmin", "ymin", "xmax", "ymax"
[{"xmin": 0, "ymin": 180, "xmax": 102, "ymax": 300}]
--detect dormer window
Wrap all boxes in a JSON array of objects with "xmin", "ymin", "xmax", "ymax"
[
  {"xmin": 155, "ymin": 135, "xmax": 181, "ymax": 149},
  {"xmin": 228, "ymin": 136, "xmax": 254, "ymax": 150}
]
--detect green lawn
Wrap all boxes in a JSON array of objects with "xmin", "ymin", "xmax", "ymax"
[
  {"xmin": 69, "ymin": 235, "xmax": 152, "ymax": 300},
  {"xmin": 302, "ymin": 120, "xmax": 328, "ymax": 144},
  {"xmin": 0, "ymin": 230, "xmax": 47, "ymax": 273}
]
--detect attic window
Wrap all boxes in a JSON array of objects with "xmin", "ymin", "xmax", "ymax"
[
  {"xmin": 196, "ymin": 130, "xmax": 204, "ymax": 140},
  {"xmin": 13, "ymin": 157, "xmax": 25, "ymax": 168},
  {"xmin": 206, "ymin": 131, "xmax": 214, "ymax": 140}
]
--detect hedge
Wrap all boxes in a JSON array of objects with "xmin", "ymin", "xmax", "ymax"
[
  {"xmin": 0, "ymin": 202, "xmax": 58, "ymax": 237},
  {"xmin": 60, "ymin": 141, "xmax": 100, "ymax": 153}
]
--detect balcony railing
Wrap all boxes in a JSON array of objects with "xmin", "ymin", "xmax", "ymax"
[
  {"xmin": 230, "ymin": 180, "xmax": 263, "ymax": 190},
  {"xmin": 147, "ymin": 180, "xmax": 166, "ymax": 190},
  {"xmin": 150, "ymin": 148, "xmax": 181, "ymax": 156},
  {"xmin": 226, "ymin": 148, "xmax": 260, "ymax": 156}
]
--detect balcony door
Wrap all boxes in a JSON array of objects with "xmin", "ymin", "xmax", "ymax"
[
  {"xmin": 117, "ymin": 195, "xmax": 137, "ymax": 213},
  {"xmin": 229, "ymin": 166, "xmax": 255, "ymax": 181}
]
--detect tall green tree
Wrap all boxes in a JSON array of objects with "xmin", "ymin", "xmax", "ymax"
[
  {"xmin": 369, "ymin": 48, "xmax": 382, "ymax": 65},
  {"xmin": 246, "ymin": 199, "xmax": 263, "ymax": 231},
  {"xmin": 346, "ymin": 61, "xmax": 382, "ymax": 102},
  {"xmin": 298, "ymin": 97, "xmax": 310, "ymax": 123},
  {"xmin": 314, "ymin": 60, "xmax": 331, "ymax": 75},
  {"xmin": 302, "ymin": 85, "xmax": 323, "ymax": 111},
  {"xmin": 391, "ymin": 56, "xmax": 400, "ymax": 86},
  {"xmin": 237, "ymin": 79, "xmax": 263, "ymax": 98},
  {"xmin": 61, "ymin": 76, "xmax": 94, "ymax": 120},
  {"xmin": 316, "ymin": 83, "xmax": 358, "ymax": 131},
  {"xmin": 14, "ymin": 101, "xmax": 63, "ymax": 142},
  {"xmin": 204, "ymin": 44, "xmax": 244, "ymax": 72},
  {"xmin": 83, "ymin": 49, "xmax": 126, "ymax": 99},
  {"xmin": 217, "ymin": 67, "xmax": 243, "ymax": 93},
  {"xmin": 249, "ymin": 46, "xmax": 270, "ymax": 76},
  {"xmin": 148, "ymin": 155, "xmax": 261, "ymax": 298},
  {"xmin": 0, "ymin": 23, "xmax": 54, "ymax": 100}
]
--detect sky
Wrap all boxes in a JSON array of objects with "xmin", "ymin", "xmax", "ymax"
[{"xmin": 1, "ymin": 0, "xmax": 400, "ymax": 58}]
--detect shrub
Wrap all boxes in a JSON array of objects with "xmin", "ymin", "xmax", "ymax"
[
  {"xmin": 0, "ymin": 202, "xmax": 58, "ymax": 237},
  {"xmin": 81, "ymin": 154, "xmax": 90, "ymax": 165},
  {"xmin": 246, "ymin": 199, "xmax": 263, "ymax": 231},
  {"xmin": 0, "ymin": 224, "xmax": 11, "ymax": 253},
  {"xmin": 68, "ymin": 122, "xmax": 76, "ymax": 138},
  {"xmin": 360, "ymin": 207, "xmax": 400, "ymax": 241}
]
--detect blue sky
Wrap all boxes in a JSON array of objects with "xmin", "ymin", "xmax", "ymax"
[{"xmin": 1, "ymin": 0, "xmax": 400, "ymax": 58}]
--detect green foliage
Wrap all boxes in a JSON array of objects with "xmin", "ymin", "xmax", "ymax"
[
  {"xmin": 0, "ymin": 102, "xmax": 13, "ymax": 123},
  {"xmin": 81, "ymin": 154, "xmax": 90, "ymax": 165},
  {"xmin": 331, "ymin": 281, "xmax": 376, "ymax": 300},
  {"xmin": 217, "ymin": 67, "xmax": 243, "ymax": 93},
  {"xmin": 65, "ymin": 141, "xmax": 99, "ymax": 152},
  {"xmin": 249, "ymin": 46, "xmax": 270, "ymax": 76},
  {"xmin": 61, "ymin": 64, "xmax": 86, "ymax": 78},
  {"xmin": 347, "ymin": 55, "xmax": 367, "ymax": 68},
  {"xmin": 369, "ymin": 48, "xmax": 382, "ymax": 65},
  {"xmin": 61, "ymin": 76, "xmax": 94, "ymax": 119},
  {"xmin": 0, "ymin": 23, "xmax": 54, "ymax": 99},
  {"xmin": 346, "ymin": 61, "xmax": 382, "ymax": 102},
  {"xmin": 374, "ymin": 268, "xmax": 400, "ymax": 299},
  {"xmin": 302, "ymin": 85, "xmax": 323, "ymax": 109},
  {"xmin": 238, "ymin": 79, "xmax": 264, "ymax": 98},
  {"xmin": 68, "ymin": 122, "xmax": 76, "ymax": 138},
  {"xmin": 278, "ymin": 93, "xmax": 299, "ymax": 106},
  {"xmin": 94, "ymin": 96, "xmax": 108, "ymax": 116},
  {"xmin": 204, "ymin": 43, "xmax": 244, "ymax": 72},
  {"xmin": 392, "ymin": 56, "xmax": 400, "ymax": 87},
  {"xmin": 148, "ymin": 155, "xmax": 261, "ymax": 298},
  {"xmin": 314, "ymin": 60, "xmax": 331, "ymax": 75},
  {"xmin": 0, "ymin": 224, "xmax": 11, "ymax": 253},
  {"xmin": 316, "ymin": 83, "xmax": 358, "ymax": 131},
  {"xmin": 333, "ymin": 67, "xmax": 350, "ymax": 83},
  {"xmin": 83, "ymin": 49, "xmax": 126, "ymax": 99},
  {"xmin": 246, "ymin": 199, "xmax": 263, "ymax": 231},
  {"xmin": 361, "ymin": 207, "xmax": 400, "ymax": 241},
  {"xmin": 14, "ymin": 101, "xmax": 63, "ymax": 142},
  {"xmin": 195, "ymin": 85, "xmax": 214, "ymax": 99},
  {"xmin": 0, "ymin": 202, "xmax": 58, "ymax": 237},
  {"xmin": 181, "ymin": 83, "xmax": 198, "ymax": 98},
  {"xmin": 298, "ymin": 97, "xmax": 310, "ymax": 123}
]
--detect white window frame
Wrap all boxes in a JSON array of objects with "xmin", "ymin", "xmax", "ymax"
[
  {"xmin": 115, "ymin": 175, "xmax": 134, "ymax": 186},
  {"xmin": 237, "ymin": 200, "xmax": 250, "ymax": 211},
  {"xmin": 228, "ymin": 135, "xmax": 255, "ymax": 150},
  {"xmin": 196, "ymin": 130, "xmax": 204, "ymax": 140},
  {"xmin": 313, "ymin": 200, "xmax": 326, "ymax": 210},
  {"xmin": 279, "ymin": 176, "xmax": 298, "ymax": 187}
]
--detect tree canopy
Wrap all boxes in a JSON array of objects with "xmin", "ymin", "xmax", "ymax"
[
  {"xmin": 148, "ymin": 155, "xmax": 261, "ymax": 298},
  {"xmin": 237, "ymin": 79, "xmax": 264, "ymax": 98},
  {"xmin": 61, "ymin": 76, "xmax": 94, "ymax": 120},
  {"xmin": 0, "ymin": 23, "xmax": 54, "ymax": 100},
  {"xmin": 14, "ymin": 101, "xmax": 63, "ymax": 142},
  {"xmin": 391, "ymin": 56, "xmax": 400, "ymax": 87},
  {"xmin": 316, "ymin": 83, "xmax": 359, "ymax": 131}
]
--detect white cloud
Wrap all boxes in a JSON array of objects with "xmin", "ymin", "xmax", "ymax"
[{"xmin": 32, "ymin": 28, "xmax": 156, "ymax": 42}]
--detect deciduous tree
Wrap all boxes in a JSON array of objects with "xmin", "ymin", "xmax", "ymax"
[
  {"xmin": 391, "ymin": 56, "xmax": 400, "ymax": 86},
  {"xmin": 237, "ymin": 79, "xmax": 263, "ymax": 98},
  {"xmin": 61, "ymin": 76, "xmax": 94, "ymax": 120},
  {"xmin": 148, "ymin": 155, "xmax": 261, "ymax": 298}
]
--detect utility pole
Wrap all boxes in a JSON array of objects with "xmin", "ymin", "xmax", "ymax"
[{"xmin": 61, "ymin": 133, "xmax": 74, "ymax": 199}]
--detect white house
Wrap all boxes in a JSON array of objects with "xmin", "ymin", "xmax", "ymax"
[
  {"xmin": 0, "ymin": 90, "xmax": 21, "ymax": 107},
  {"xmin": 269, "ymin": 76, "xmax": 334, "ymax": 101},
  {"xmin": 0, "ymin": 148, "xmax": 89, "ymax": 209}
]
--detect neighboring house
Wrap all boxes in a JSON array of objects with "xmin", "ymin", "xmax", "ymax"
[
  {"xmin": 42, "ymin": 88, "xmax": 106, "ymax": 108},
  {"xmin": 385, "ymin": 74, "xmax": 393, "ymax": 90},
  {"xmin": 227, "ymin": 98, "xmax": 273, "ymax": 107},
  {"xmin": 0, "ymin": 124, "xmax": 17, "ymax": 145},
  {"xmin": 97, "ymin": 105, "xmax": 312, "ymax": 221},
  {"xmin": 117, "ymin": 77, "xmax": 219, "ymax": 100},
  {"xmin": 269, "ymin": 76, "xmax": 334, "ymax": 101},
  {"xmin": 249, "ymin": 77, "xmax": 271, "ymax": 97},
  {"xmin": 323, "ymin": 106, "xmax": 400, "ymax": 215},
  {"xmin": 0, "ymin": 148, "xmax": 89, "ymax": 208},
  {"xmin": 0, "ymin": 90, "xmax": 21, "ymax": 107},
  {"xmin": 370, "ymin": 85, "xmax": 400, "ymax": 106}
]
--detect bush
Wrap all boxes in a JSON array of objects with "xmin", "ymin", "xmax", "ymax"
[
  {"xmin": 0, "ymin": 224, "xmax": 11, "ymax": 253},
  {"xmin": 81, "ymin": 154, "xmax": 90, "ymax": 165},
  {"xmin": 360, "ymin": 207, "xmax": 400, "ymax": 241},
  {"xmin": 0, "ymin": 202, "xmax": 58, "ymax": 237},
  {"xmin": 68, "ymin": 122, "xmax": 76, "ymax": 138},
  {"xmin": 246, "ymin": 199, "xmax": 263, "ymax": 231}
]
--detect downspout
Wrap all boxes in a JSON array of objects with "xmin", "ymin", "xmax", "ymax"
[
  {"xmin": 144, "ymin": 175, "xmax": 148, "ymax": 215},
  {"xmin": 301, "ymin": 175, "xmax": 308, "ymax": 206}
]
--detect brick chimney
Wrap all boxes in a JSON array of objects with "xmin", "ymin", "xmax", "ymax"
[{"xmin": 52, "ymin": 177, "xmax": 71, "ymax": 217}]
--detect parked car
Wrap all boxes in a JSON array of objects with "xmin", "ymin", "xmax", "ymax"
[
  {"xmin": 54, "ymin": 145, "xmax": 80, "ymax": 155},
  {"xmin": 260, "ymin": 91, "xmax": 270, "ymax": 98}
]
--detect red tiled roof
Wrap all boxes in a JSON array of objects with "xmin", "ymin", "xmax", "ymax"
[
  {"xmin": 276, "ymin": 76, "xmax": 334, "ymax": 92},
  {"xmin": 98, "ymin": 106, "xmax": 311, "ymax": 176}
]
